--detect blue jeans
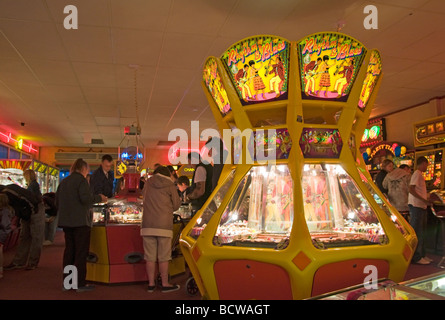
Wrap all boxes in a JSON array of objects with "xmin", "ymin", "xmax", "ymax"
[{"xmin": 409, "ymin": 204, "xmax": 427, "ymax": 262}]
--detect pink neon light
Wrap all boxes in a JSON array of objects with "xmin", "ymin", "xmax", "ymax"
[{"xmin": 0, "ymin": 131, "xmax": 38, "ymax": 153}]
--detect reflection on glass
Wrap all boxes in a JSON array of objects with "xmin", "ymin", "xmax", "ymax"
[
  {"xmin": 92, "ymin": 198, "xmax": 143, "ymax": 225},
  {"xmin": 108, "ymin": 199, "xmax": 143, "ymax": 224},
  {"xmin": 215, "ymin": 165, "xmax": 293, "ymax": 249},
  {"xmin": 0, "ymin": 168, "xmax": 26, "ymax": 188},
  {"xmin": 302, "ymin": 164, "xmax": 387, "ymax": 249},
  {"xmin": 189, "ymin": 170, "xmax": 236, "ymax": 240},
  {"xmin": 357, "ymin": 167, "xmax": 407, "ymax": 235},
  {"xmin": 406, "ymin": 274, "xmax": 445, "ymax": 298}
]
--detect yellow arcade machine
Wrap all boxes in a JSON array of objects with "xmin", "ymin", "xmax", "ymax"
[{"xmin": 179, "ymin": 32, "xmax": 417, "ymax": 300}]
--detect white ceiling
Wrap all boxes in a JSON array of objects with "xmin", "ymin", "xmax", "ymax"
[{"xmin": 0, "ymin": 0, "xmax": 444, "ymax": 148}]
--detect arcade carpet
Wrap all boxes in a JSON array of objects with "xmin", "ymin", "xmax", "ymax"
[
  {"xmin": 0, "ymin": 230, "xmax": 200, "ymax": 300},
  {"xmin": 1, "ymin": 229, "xmax": 444, "ymax": 300}
]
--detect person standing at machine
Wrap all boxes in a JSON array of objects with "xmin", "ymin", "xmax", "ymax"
[
  {"xmin": 185, "ymin": 152, "xmax": 213, "ymax": 215},
  {"xmin": 408, "ymin": 156, "xmax": 433, "ymax": 265},
  {"xmin": 57, "ymin": 158, "xmax": 107, "ymax": 292},
  {"xmin": 374, "ymin": 159, "xmax": 394, "ymax": 196},
  {"xmin": 142, "ymin": 165, "xmax": 181, "ymax": 293},
  {"xmin": 204, "ymin": 136, "xmax": 228, "ymax": 192},
  {"xmin": 382, "ymin": 164, "xmax": 411, "ymax": 221},
  {"xmin": 4, "ymin": 169, "xmax": 45, "ymax": 271},
  {"xmin": 0, "ymin": 194, "xmax": 13, "ymax": 279},
  {"xmin": 90, "ymin": 154, "xmax": 114, "ymax": 198}
]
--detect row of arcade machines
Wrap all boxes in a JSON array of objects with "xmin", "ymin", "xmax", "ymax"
[
  {"xmin": 359, "ymin": 115, "xmax": 445, "ymax": 259},
  {"xmin": 86, "ymin": 163, "xmax": 192, "ymax": 284},
  {"xmin": 0, "ymin": 159, "xmax": 59, "ymax": 193}
]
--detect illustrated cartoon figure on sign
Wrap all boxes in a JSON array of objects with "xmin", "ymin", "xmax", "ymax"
[
  {"xmin": 304, "ymin": 57, "xmax": 322, "ymax": 96},
  {"xmin": 234, "ymin": 64, "xmax": 253, "ymax": 102},
  {"xmin": 248, "ymin": 60, "xmax": 266, "ymax": 100},
  {"xmin": 318, "ymin": 55, "xmax": 335, "ymax": 97},
  {"xmin": 333, "ymin": 59, "xmax": 354, "ymax": 98},
  {"xmin": 265, "ymin": 55, "xmax": 285, "ymax": 98}
]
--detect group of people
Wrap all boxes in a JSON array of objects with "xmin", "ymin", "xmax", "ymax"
[
  {"xmin": 1, "ymin": 137, "xmax": 226, "ymax": 292},
  {"xmin": 0, "ymin": 169, "xmax": 46, "ymax": 279},
  {"xmin": 375, "ymin": 156, "xmax": 433, "ymax": 265}
]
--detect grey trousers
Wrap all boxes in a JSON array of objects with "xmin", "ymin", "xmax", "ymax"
[{"xmin": 13, "ymin": 203, "xmax": 45, "ymax": 267}]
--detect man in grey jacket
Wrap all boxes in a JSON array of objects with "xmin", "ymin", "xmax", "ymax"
[{"xmin": 56, "ymin": 158, "xmax": 106, "ymax": 292}]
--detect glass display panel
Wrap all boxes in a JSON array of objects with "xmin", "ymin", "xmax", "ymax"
[
  {"xmin": 9, "ymin": 149, "xmax": 20, "ymax": 159},
  {"xmin": 107, "ymin": 198, "xmax": 143, "ymax": 224},
  {"xmin": 406, "ymin": 273, "xmax": 445, "ymax": 298},
  {"xmin": 92, "ymin": 204, "xmax": 107, "ymax": 225},
  {"xmin": 0, "ymin": 145, "xmax": 8, "ymax": 158},
  {"xmin": 215, "ymin": 165, "xmax": 293, "ymax": 249},
  {"xmin": 302, "ymin": 164, "xmax": 387, "ymax": 249},
  {"xmin": 189, "ymin": 170, "xmax": 236, "ymax": 240}
]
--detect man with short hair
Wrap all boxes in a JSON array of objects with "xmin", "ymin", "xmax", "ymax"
[
  {"xmin": 204, "ymin": 136, "xmax": 228, "ymax": 191},
  {"xmin": 90, "ymin": 155, "xmax": 114, "ymax": 198},
  {"xmin": 408, "ymin": 156, "xmax": 432, "ymax": 265},
  {"xmin": 185, "ymin": 152, "xmax": 213, "ymax": 215}
]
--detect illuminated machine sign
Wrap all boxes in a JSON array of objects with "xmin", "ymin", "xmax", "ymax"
[
  {"xmin": 0, "ymin": 131, "xmax": 38, "ymax": 154},
  {"xmin": 299, "ymin": 128, "xmax": 343, "ymax": 158},
  {"xmin": 298, "ymin": 32, "xmax": 366, "ymax": 101},
  {"xmin": 360, "ymin": 118, "xmax": 386, "ymax": 148},
  {"xmin": 413, "ymin": 115, "xmax": 445, "ymax": 147},
  {"xmin": 221, "ymin": 35, "xmax": 290, "ymax": 105},
  {"xmin": 363, "ymin": 142, "xmax": 408, "ymax": 167},
  {"xmin": 254, "ymin": 128, "xmax": 292, "ymax": 161},
  {"xmin": 358, "ymin": 50, "xmax": 382, "ymax": 111},
  {"xmin": 369, "ymin": 143, "xmax": 395, "ymax": 160},
  {"xmin": 203, "ymin": 57, "xmax": 231, "ymax": 116}
]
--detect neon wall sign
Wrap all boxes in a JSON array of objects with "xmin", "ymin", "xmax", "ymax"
[
  {"xmin": 360, "ymin": 118, "xmax": 386, "ymax": 148},
  {"xmin": 0, "ymin": 131, "xmax": 38, "ymax": 154}
]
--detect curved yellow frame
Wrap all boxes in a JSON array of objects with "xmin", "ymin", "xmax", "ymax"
[{"xmin": 180, "ymin": 32, "xmax": 417, "ymax": 300}]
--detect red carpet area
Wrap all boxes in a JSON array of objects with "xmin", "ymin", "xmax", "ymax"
[
  {"xmin": 1, "ymin": 229, "xmax": 443, "ymax": 300},
  {"xmin": 1, "ymin": 230, "xmax": 200, "ymax": 300}
]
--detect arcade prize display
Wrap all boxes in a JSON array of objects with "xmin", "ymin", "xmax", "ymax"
[
  {"xmin": 87, "ymin": 146, "xmax": 186, "ymax": 284},
  {"xmin": 179, "ymin": 32, "xmax": 417, "ymax": 300}
]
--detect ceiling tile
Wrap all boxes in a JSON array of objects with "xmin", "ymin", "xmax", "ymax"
[
  {"xmin": 44, "ymin": 85, "xmax": 86, "ymax": 103},
  {"xmin": 111, "ymin": 28, "xmax": 164, "ymax": 65},
  {"xmin": 46, "ymin": 0, "xmax": 110, "ymax": 26},
  {"xmin": 0, "ymin": 19, "xmax": 67, "ymax": 60},
  {"xmin": 0, "ymin": 0, "xmax": 52, "ymax": 21},
  {"xmin": 110, "ymin": 0, "xmax": 171, "ymax": 31},
  {"xmin": 95, "ymin": 116, "xmax": 120, "ymax": 126},
  {"xmin": 72, "ymin": 62, "xmax": 116, "ymax": 87},
  {"xmin": 25, "ymin": 59, "xmax": 78, "ymax": 86},
  {"xmin": 56, "ymin": 24, "xmax": 113, "ymax": 63},
  {"xmin": 81, "ymin": 86, "xmax": 118, "ymax": 104}
]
